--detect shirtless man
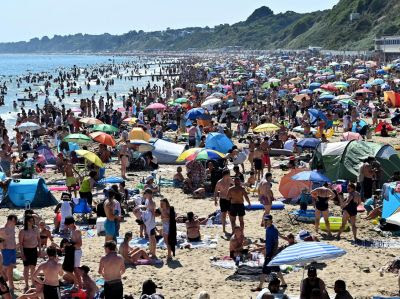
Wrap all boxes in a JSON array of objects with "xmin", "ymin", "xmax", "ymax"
[
  {"xmin": 214, "ymin": 169, "xmax": 233, "ymax": 233},
  {"xmin": 104, "ymin": 192, "xmax": 121, "ymax": 242},
  {"xmin": 64, "ymin": 158, "xmax": 80, "ymax": 198},
  {"xmin": 360, "ymin": 157, "xmax": 375, "ymax": 201},
  {"xmin": 32, "ymin": 247, "xmax": 63, "ymax": 299},
  {"xmin": 253, "ymin": 144, "xmax": 264, "ymax": 181},
  {"xmin": 19, "ymin": 215, "xmax": 41, "ymax": 291},
  {"xmin": 0, "ymin": 215, "xmax": 17, "ymax": 291},
  {"xmin": 229, "ymin": 226, "xmax": 247, "ymax": 264},
  {"xmin": 260, "ymin": 137, "xmax": 271, "ymax": 173},
  {"xmin": 0, "ymin": 238, "xmax": 11, "ymax": 299},
  {"xmin": 98, "ymin": 241, "xmax": 125, "ymax": 299},
  {"xmin": 227, "ymin": 177, "xmax": 251, "ymax": 232},
  {"xmin": 311, "ymin": 183, "xmax": 336, "ymax": 237},
  {"xmin": 64, "ymin": 216, "xmax": 83, "ymax": 289},
  {"xmin": 258, "ymin": 173, "xmax": 274, "ymax": 217}
]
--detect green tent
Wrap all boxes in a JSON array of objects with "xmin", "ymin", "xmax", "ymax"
[{"xmin": 311, "ymin": 141, "xmax": 400, "ymax": 182}]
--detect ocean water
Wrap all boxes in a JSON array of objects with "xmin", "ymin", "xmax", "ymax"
[{"xmin": 0, "ymin": 54, "xmax": 164, "ymax": 132}]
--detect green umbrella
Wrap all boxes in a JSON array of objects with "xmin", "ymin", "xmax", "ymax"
[
  {"xmin": 175, "ymin": 97, "xmax": 188, "ymax": 104},
  {"xmin": 339, "ymin": 99, "xmax": 356, "ymax": 106},
  {"xmin": 92, "ymin": 124, "xmax": 119, "ymax": 133},
  {"xmin": 63, "ymin": 133, "xmax": 91, "ymax": 144}
]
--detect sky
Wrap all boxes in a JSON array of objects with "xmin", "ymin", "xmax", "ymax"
[{"xmin": 1, "ymin": 0, "xmax": 339, "ymax": 42}]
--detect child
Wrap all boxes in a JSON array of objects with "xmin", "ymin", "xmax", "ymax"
[
  {"xmin": 245, "ymin": 171, "xmax": 256, "ymax": 188},
  {"xmin": 173, "ymin": 167, "xmax": 184, "ymax": 188},
  {"xmin": 78, "ymin": 265, "xmax": 99, "ymax": 299},
  {"xmin": 233, "ymin": 166, "xmax": 244, "ymax": 183}
]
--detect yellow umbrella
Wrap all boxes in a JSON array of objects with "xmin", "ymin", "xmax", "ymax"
[
  {"xmin": 128, "ymin": 128, "xmax": 151, "ymax": 141},
  {"xmin": 75, "ymin": 150, "xmax": 104, "ymax": 167},
  {"xmin": 253, "ymin": 123, "xmax": 279, "ymax": 133},
  {"xmin": 122, "ymin": 117, "xmax": 138, "ymax": 124},
  {"xmin": 176, "ymin": 148, "xmax": 202, "ymax": 162}
]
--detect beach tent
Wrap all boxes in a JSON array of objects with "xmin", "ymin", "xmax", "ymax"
[
  {"xmin": 382, "ymin": 183, "xmax": 400, "ymax": 220},
  {"xmin": 37, "ymin": 145, "xmax": 57, "ymax": 165},
  {"xmin": 384, "ymin": 91, "xmax": 400, "ymax": 107},
  {"xmin": 150, "ymin": 139, "xmax": 186, "ymax": 164},
  {"xmin": 205, "ymin": 133, "xmax": 233, "ymax": 154},
  {"xmin": 1, "ymin": 178, "xmax": 58, "ymax": 208},
  {"xmin": 311, "ymin": 141, "xmax": 400, "ymax": 182}
]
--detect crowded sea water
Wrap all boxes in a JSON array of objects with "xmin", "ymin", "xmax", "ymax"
[{"xmin": 0, "ymin": 51, "xmax": 400, "ymax": 299}]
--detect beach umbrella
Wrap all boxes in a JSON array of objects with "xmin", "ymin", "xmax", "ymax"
[
  {"xmin": 372, "ymin": 78, "xmax": 384, "ymax": 85},
  {"xmin": 355, "ymin": 88, "xmax": 373, "ymax": 94},
  {"xmin": 268, "ymin": 78, "xmax": 281, "ymax": 83},
  {"xmin": 75, "ymin": 150, "xmax": 104, "ymax": 167},
  {"xmin": 334, "ymin": 95, "xmax": 352, "ymax": 101},
  {"xmin": 173, "ymin": 87, "xmax": 185, "ymax": 93},
  {"xmin": 376, "ymin": 69, "xmax": 386, "ymax": 75},
  {"xmin": 146, "ymin": 103, "xmax": 166, "ymax": 110},
  {"xmin": 176, "ymin": 148, "xmax": 225, "ymax": 162},
  {"xmin": 201, "ymin": 97, "xmax": 222, "ymax": 108},
  {"xmin": 185, "ymin": 108, "xmax": 206, "ymax": 120},
  {"xmin": 89, "ymin": 132, "xmax": 116, "ymax": 147},
  {"xmin": 268, "ymin": 242, "xmax": 346, "ymax": 266},
  {"xmin": 279, "ymin": 168, "xmax": 312, "ymax": 199},
  {"xmin": 318, "ymin": 93, "xmax": 335, "ymax": 101},
  {"xmin": 211, "ymin": 92, "xmax": 224, "ymax": 98},
  {"xmin": 122, "ymin": 117, "xmax": 138, "ymax": 124},
  {"xmin": 289, "ymin": 77, "xmax": 302, "ymax": 84},
  {"xmin": 300, "ymin": 89, "xmax": 312, "ymax": 94},
  {"xmin": 63, "ymin": 133, "xmax": 91, "ymax": 144},
  {"xmin": 262, "ymin": 82, "xmax": 270, "ymax": 89},
  {"xmin": 130, "ymin": 139, "xmax": 155, "ymax": 153},
  {"xmin": 291, "ymin": 170, "xmax": 331, "ymax": 183},
  {"xmin": 293, "ymin": 94, "xmax": 310, "ymax": 102},
  {"xmin": 339, "ymin": 99, "xmax": 357, "ymax": 106},
  {"xmin": 321, "ymin": 84, "xmax": 338, "ymax": 92},
  {"xmin": 128, "ymin": 128, "xmax": 151, "ymax": 141},
  {"xmin": 175, "ymin": 97, "xmax": 189, "ymax": 104},
  {"xmin": 296, "ymin": 138, "xmax": 320, "ymax": 149},
  {"xmin": 92, "ymin": 124, "xmax": 119, "ymax": 133},
  {"xmin": 362, "ymin": 83, "xmax": 372, "ymax": 88},
  {"xmin": 16, "ymin": 122, "xmax": 41, "ymax": 132},
  {"xmin": 196, "ymin": 84, "xmax": 207, "ymax": 89},
  {"xmin": 346, "ymin": 78, "xmax": 359, "ymax": 83},
  {"xmin": 253, "ymin": 123, "xmax": 279, "ymax": 133},
  {"xmin": 79, "ymin": 117, "xmax": 103, "ymax": 125},
  {"xmin": 223, "ymin": 85, "xmax": 232, "ymax": 91}
]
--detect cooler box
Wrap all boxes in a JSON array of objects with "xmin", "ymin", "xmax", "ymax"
[{"xmin": 96, "ymin": 217, "xmax": 107, "ymax": 234}]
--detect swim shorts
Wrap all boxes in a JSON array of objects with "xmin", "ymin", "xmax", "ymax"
[
  {"xmin": 104, "ymin": 279, "xmax": 123, "ymax": 299},
  {"xmin": 66, "ymin": 177, "xmax": 77, "ymax": 187},
  {"xmin": 104, "ymin": 219, "xmax": 116, "ymax": 237},
  {"xmin": 74, "ymin": 248, "xmax": 82, "ymax": 268},
  {"xmin": 43, "ymin": 284, "xmax": 61, "ymax": 299},
  {"xmin": 229, "ymin": 203, "xmax": 246, "ymax": 217},
  {"xmin": 1, "ymin": 249, "xmax": 16, "ymax": 266},
  {"xmin": 23, "ymin": 247, "xmax": 38, "ymax": 266},
  {"xmin": 219, "ymin": 198, "xmax": 231, "ymax": 213}
]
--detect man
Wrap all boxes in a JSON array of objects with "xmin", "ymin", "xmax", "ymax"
[
  {"xmin": 64, "ymin": 158, "xmax": 80, "ymax": 198},
  {"xmin": 98, "ymin": 241, "xmax": 125, "ymax": 299},
  {"xmin": 260, "ymin": 137, "xmax": 271, "ymax": 173},
  {"xmin": 104, "ymin": 191, "xmax": 121, "ymax": 242},
  {"xmin": 64, "ymin": 216, "xmax": 83, "ymax": 289},
  {"xmin": 310, "ymin": 183, "xmax": 336, "ymax": 237},
  {"xmin": 229, "ymin": 226, "xmax": 247, "ymax": 265},
  {"xmin": 214, "ymin": 169, "xmax": 233, "ymax": 234},
  {"xmin": 32, "ymin": 247, "xmax": 63, "ymax": 299},
  {"xmin": 300, "ymin": 267, "xmax": 329, "ymax": 299},
  {"xmin": 334, "ymin": 280, "xmax": 353, "ymax": 299},
  {"xmin": 0, "ymin": 144, "xmax": 12, "ymax": 177},
  {"xmin": 0, "ymin": 215, "xmax": 17, "ymax": 291},
  {"xmin": 79, "ymin": 170, "xmax": 97, "ymax": 207},
  {"xmin": 0, "ymin": 238, "xmax": 11, "ymax": 299},
  {"xmin": 258, "ymin": 173, "xmax": 274, "ymax": 216},
  {"xmin": 337, "ymin": 183, "xmax": 361, "ymax": 241},
  {"xmin": 227, "ymin": 177, "xmax": 251, "ymax": 232},
  {"xmin": 256, "ymin": 277, "xmax": 289, "ymax": 299},
  {"xmin": 253, "ymin": 215, "xmax": 286, "ymax": 292},
  {"xmin": 359, "ymin": 157, "xmax": 374, "ymax": 201}
]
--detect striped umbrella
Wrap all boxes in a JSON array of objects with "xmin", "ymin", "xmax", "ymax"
[{"xmin": 268, "ymin": 242, "xmax": 346, "ymax": 266}]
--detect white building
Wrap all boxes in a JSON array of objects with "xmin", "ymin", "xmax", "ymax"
[{"xmin": 375, "ymin": 36, "xmax": 400, "ymax": 54}]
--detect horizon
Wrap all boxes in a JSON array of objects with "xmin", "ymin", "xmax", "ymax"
[{"xmin": 2, "ymin": 0, "xmax": 339, "ymax": 43}]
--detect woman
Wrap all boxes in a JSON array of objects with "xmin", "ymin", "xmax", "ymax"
[
  {"xmin": 118, "ymin": 232, "xmax": 150, "ymax": 264},
  {"xmin": 118, "ymin": 141, "xmax": 130, "ymax": 179},
  {"xmin": 310, "ymin": 183, "xmax": 336, "ymax": 237},
  {"xmin": 160, "ymin": 199, "xmax": 177, "ymax": 260},
  {"xmin": 18, "ymin": 215, "xmax": 41, "ymax": 292},
  {"xmin": 39, "ymin": 221, "xmax": 53, "ymax": 250},
  {"xmin": 337, "ymin": 183, "xmax": 361, "ymax": 241},
  {"xmin": 185, "ymin": 212, "xmax": 201, "ymax": 242}
]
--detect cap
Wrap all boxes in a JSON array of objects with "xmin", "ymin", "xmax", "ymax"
[
  {"xmin": 263, "ymin": 214, "xmax": 273, "ymax": 221},
  {"xmin": 298, "ymin": 230, "xmax": 311, "ymax": 240}
]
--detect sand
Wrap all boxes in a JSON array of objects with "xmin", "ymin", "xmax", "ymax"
[{"xmin": 2, "ymin": 127, "xmax": 400, "ymax": 299}]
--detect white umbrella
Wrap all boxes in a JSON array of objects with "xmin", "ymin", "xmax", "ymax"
[
  {"xmin": 130, "ymin": 139, "xmax": 155, "ymax": 153},
  {"xmin": 201, "ymin": 97, "xmax": 222, "ymax": 109},
  {"xmin": 17, "ymin": 122, "xmax": 41, "ymax": 132}
]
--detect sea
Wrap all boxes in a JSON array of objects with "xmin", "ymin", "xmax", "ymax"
[{"xmin": 0, "ymin": 54, "xmax": 165, "ymax": 132}]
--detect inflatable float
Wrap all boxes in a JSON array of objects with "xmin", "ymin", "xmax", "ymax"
[
  {"xmin": 320, "ymin": 217, "xmax": 349, "ymax": 232},
  {"xmin": 245, "ymin": 201, "xmax": 285, "ymax": 210}
]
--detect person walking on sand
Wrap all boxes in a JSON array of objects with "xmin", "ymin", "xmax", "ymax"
[
  {"xmin": 258, "ymin": 172, "xmax": 274, "ymax": 217},
  {"xmin": 227, "ymin": 177, "xmax": 251, "ymax": 232},
  {"xmin": 214, "ymin": 169, "xmax": 233, "ymax": 234},
  {"xmin": 64, "ymin": 216, "xmax": 83, "ymax": 289},
  {"xmin": 337, "ymin": 183, "xmax": 361, "ymax": 241},
  {"xmin": 118, "ymin": 141, "xmax": 130, "ymax": 179},
  {"xmin": 98, "ymin": 241, "xmax": 125, "ymax": 299},
  {"xmin": 104, "ymin": 191, "xmax": 121, "ymax": 242},
  {"xmin": 311, "ymin": 183, "xmax": 335, "ymax": 237},
  {"xmin": 0, "ymin": 215, "xmax": 17, "ymax": 292}
]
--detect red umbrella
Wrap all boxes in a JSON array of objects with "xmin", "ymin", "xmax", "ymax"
[
  {"xmin": 320, "ymin": 84, "xmax": 338, "ymax": 92},
  {"xmin": 355, "ymin": 88, "xmax": 373, "ymax": 93},
  {"xmin": 146, "ymin": 103, "xmax": 166, "ymax": 110}
]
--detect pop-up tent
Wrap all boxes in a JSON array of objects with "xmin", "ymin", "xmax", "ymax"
[
  {"xmin": 311, "ymin": 141, "xmax": 400, "ymax": 182},
  {"xmin": 37, "ymin": 145, "xmax": 57, "ymax": 165},
  {"xmin": 1, "ymin": 178, "xmax": 58, "ymax": 208},
  {"xmin": 205, "ymin": 133, "xmax": 233, "ymax": 154},
  {"xmin": 382, "ymin": 183, "xmax": 400, "ymax": 220},
  {"xmin": 150, "ymin": 139, "xmax": 186, "ymax": 164}
]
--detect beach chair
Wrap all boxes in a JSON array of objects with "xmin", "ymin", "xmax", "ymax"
[{"xmin": 73, "ymin": 198, "xmax": 92, "ymax": 223}]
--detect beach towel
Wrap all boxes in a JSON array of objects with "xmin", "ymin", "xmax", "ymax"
[{"xmin": 356, "ymin": 239, "xmax": 400, "ymax": 248}]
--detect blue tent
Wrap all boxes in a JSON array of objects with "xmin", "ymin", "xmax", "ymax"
[
  {"xmin": 205, "ymin": 133, "xmax": 233, "ymax": 154},
  {"xmin": 297, "ymin": 138, "xmax": 321, "ymax": 149},
  {"xmin": 382, "ymin": 183, "xmax": 400, "ymax": 219},
  {"xmin": 352, "ymin": 120, "xmax": 367, "ymax": 133},
  {"xmin": 1, "ymin": 178, "xmax": 58, "ymax": 208}
]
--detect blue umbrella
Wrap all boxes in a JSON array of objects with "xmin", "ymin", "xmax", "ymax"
[
  {"xmin": 308, "ymin": 109, "xmax": 328, "ymax": 125},
  {"xmin": 185, "ymin": 108, "xmax": 206, "ymax": 120},
  {"xmin": 291, "ymin": 170, "xmax": 331, "ymax": 182},
  {"xmin": 296, "ymin": 138, "xmax": 320, "ymax": 149},
  {"xmin": 372, "ymin": 78, "xmax": 384, "ymax": 85},
  {"xmin": 309, "ymin": 82, "xmax": 321, "ymax": 90},
  {"xmin": 376, "ymin": 69, "xmax": 386, "ymax": 75},
  {"xmin": 300, "ymin": 89, "xmax": 312, "ymax": 94},
  {"xmin": 268, "ymin": 242, "xmax": 346, "ymax": 266},
  {"xmin": 362, "ymin": 83, "xmax": 372, "ymax": 88},
  {"xmin": 318, "ymin": 94, "xmax": 335, "ymax": 101}
]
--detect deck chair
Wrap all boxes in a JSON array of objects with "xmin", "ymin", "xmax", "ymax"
[{"xmin": 73, "ymin": 198, "xmax": 92, "ymax": 222}]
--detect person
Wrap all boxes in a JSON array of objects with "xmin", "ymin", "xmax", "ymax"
[
  {"xmin": 32, "ymin": 247, "xmax": 63, "ymax": 299},
  {"xmin": 228, "ymin": 176, "xmax": 251, "ymax": 232},
  {"xmin": 19, "ymin": 215, "xmax": 41, "ymax": 291},
  {"xmin": 39, "ymin": 221, "xmax": 53, "ymax": 249},
  {"xmin": 214, "ymin": 169, "xmax": 233, "ymax": 234},
  {"xmin": 64, "ymin": 216, "xmax": 83, "ymax": 289},
  {"xmin": 310, "ymin": 183, "xmax": 336, "ymax": 236},
  {"xmin": 79, "ymin": 171, "xmax": 97, "ymax": 207},
  {"xmin": 0, "ymin": 143, "xmax": 12, "ymax": 177},
  {"xmin": 104, "ymin": 190, "xmax": 121, "ymax": 242},
  {"xmin": 359, "ymin": 157, "xmax": 374, "ymax": 201},
  {"xmin": 233, "ymin": 165, "xmax": 244, "ymax": 182},
  {"xmin": 300, "ymin": 266, "xmax": 329, "ymax": 299},
  {"xmin": 133, "ymin": 206, "xmax": 157, "ymax": 259},
  {"xmin": 245, "ymin": 171, "xmax": 256, "ymax": 187},
  {"xmin": 260, "ymin": 137, "xmax": 271, "ymax": 173},
  {"xmin": 258, "ymin": 173, "xmax": 274, "ymax": 216},
  {"xmin": 98, "ymin": 241, "xmax": 125, "ymax": 299},
  {"xmin": 64, "ymin": 158, "xmax": 80, "ymax": 198},
  {"xmin": 229, "ymin": 226, "xmax": 248, "ymax": 264},
  {"xmin": 334, "ymin": 279, "xmax": 353, "ymax": 299},
  {"xmin": 0, "ymin": 214, "xmax": 17, "ymax": 291},
  {"xmin": 79, "ymin": 265, "xmax": 99, "ymax": 299},
  {"xmin": 118, "ymin": 232, "xmax": 150, "ymax": 264},
  {"xmin": 253, "ymin": 145, "xmax": 264, "ymax": 181},
  {"xmin": 253, "ymin": 215, "xmax": 286, "ymax": 292},
  {"xmin": 337, "ymin": 183, "xmax": 361, "ymax": 241},
  {"xmin": 0, "ymin": 238, "xmax": 11, "ymax": 299},
  {"xmin": 144, "ymin": 175, "xmax": 159, "ymax": 194},
  {"xmin": 55, "ymin": 193, "xmax": 73, "ymax": 233},
  {"xmin": 186, "ymin": 212, "xmax": 201, "ymax": 242},
  {"xmin": 141, "ymin": 279, "xmax": 162, "ymax": 297},
  {"xmin": 173, "ymin": 166, "xmax": 184, "ymax": 188},
  {"xmin": 160, "ymin": 198, "xmax": 177, "ymax": 260},
  {"xmin": 197, "ymin": 291, "xmax": 210, "ymax": 299},
  {"xmin": 118, "ymin": 141, "xmax": 130, "ymax": 179},
  {"xmin": 256, "ymin": 277, "xmax": 289, "ymax": 299}
]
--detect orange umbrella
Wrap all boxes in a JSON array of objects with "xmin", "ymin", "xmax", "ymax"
[
  {"xmin": 279, "ymin": 168, "xmax": 311, "ymax": 199},
  {"xmin": 89, "ymin": 131, "xmax": 116, "ymax": 147}
]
